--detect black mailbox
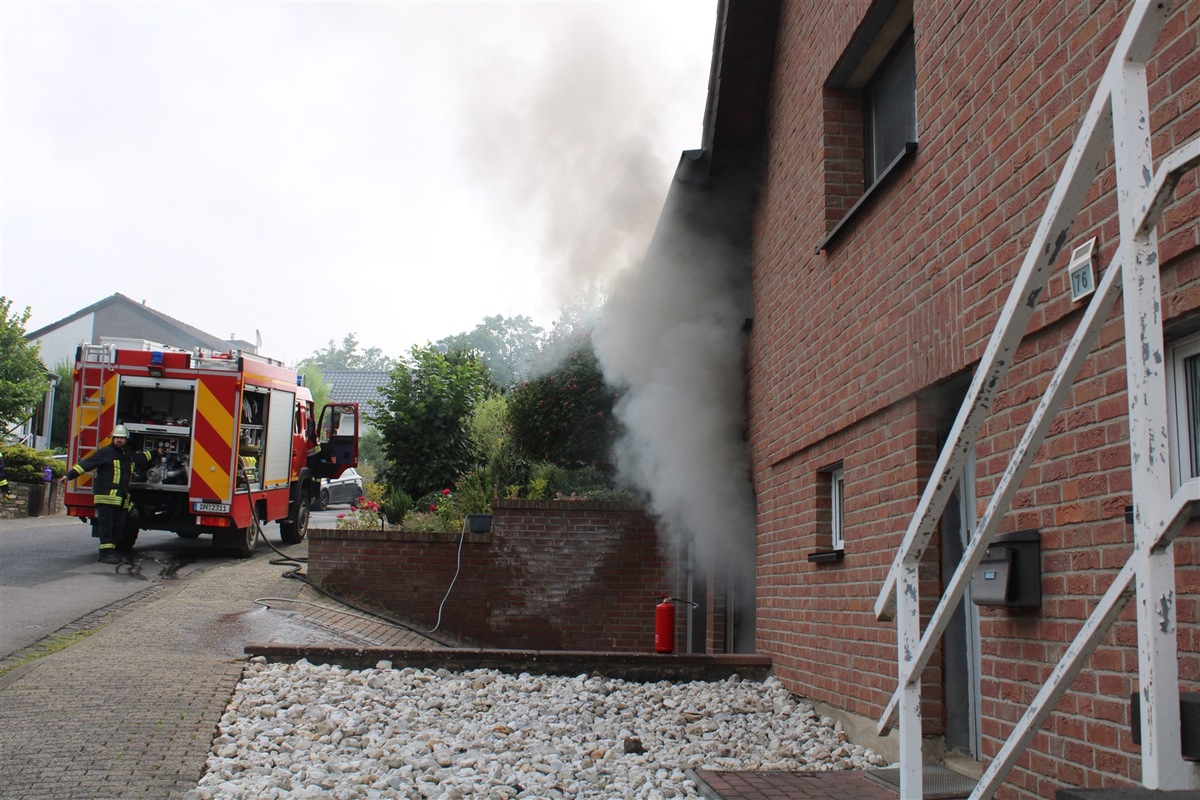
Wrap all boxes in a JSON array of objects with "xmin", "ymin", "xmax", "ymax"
[
  {"xmin": 1130, "ymin": 691, "xmax": 1200, "ymax": 760},
  {"xmin": 971, "ymin": 529, "xmax": 1041, "ymax": 609}
]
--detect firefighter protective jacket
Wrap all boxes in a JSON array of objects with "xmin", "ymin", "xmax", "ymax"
[{"xmin": 68, "ymin": 444, "xmax": 152, "ymax": 507}]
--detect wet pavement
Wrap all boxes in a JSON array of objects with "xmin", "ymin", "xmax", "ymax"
[
  {"xmin": 0, "ymin": 527, "xmax": 437, "ymax": 800},
  {"xmin": 0, "ymin": 517, "xmax": 212, "ymax": 657}
]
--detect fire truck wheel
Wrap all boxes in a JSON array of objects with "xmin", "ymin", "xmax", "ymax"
[
  {"xmin": 280, "ymin": 495, "xmax": 311, "ymax": 544},
  {"xmin": 227, "ymin": 525, "xmax": 257, "ymax": 559}
]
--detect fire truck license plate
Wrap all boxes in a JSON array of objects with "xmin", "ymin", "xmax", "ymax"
[{"xmin": 193, "ymin": 502, "xmax": 230, "ymax": 513}]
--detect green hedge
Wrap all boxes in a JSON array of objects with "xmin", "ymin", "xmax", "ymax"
[{"xmin": 1, "ymin": 444, "xmax": 65, "ymax": 483}]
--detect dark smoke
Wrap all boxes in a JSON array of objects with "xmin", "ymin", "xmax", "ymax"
[{"xmin": 593, "ymin": 151, "xmax": 757, "ymax": 645}]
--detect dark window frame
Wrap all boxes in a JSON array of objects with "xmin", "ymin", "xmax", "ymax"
[
  {"xmin": 864, "ymin": 31, "xmax": 917, "ymax": 185},
  {"xmin": 818, "ymin": 6, "xmax": 917, "ymax": 254}
]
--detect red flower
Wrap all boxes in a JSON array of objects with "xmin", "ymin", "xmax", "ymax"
[
  {"xmin": 429, "ymin": 503, "xmax": 437, "ymax": 512},
  {"xmin": 442, "ymin": 488, "xmax": 451, "ymax": 496}
]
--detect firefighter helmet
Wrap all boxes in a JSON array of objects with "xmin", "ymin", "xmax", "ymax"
[{"xmin": 112, "ymin": 425, "xmax": 130, "ymax": 438}]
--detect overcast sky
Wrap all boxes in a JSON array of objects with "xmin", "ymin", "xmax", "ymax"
[{"xmin": 1, "ymin": 0, "xmax": 717, "ymax": 365}]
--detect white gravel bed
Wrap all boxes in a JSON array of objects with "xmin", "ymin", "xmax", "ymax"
[{"xmin": 189, "ymin": 657, "xmax": 888, "ymax": 800}]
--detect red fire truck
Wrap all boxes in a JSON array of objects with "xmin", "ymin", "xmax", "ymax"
[{"xmin": 63, "ymin": 339, "xmax": 359, "ymax": 557}]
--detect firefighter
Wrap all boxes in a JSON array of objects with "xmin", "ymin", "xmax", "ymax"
[
  {"xmin": 0, "ymin": 452, "xmax": 8, "ymax": 494},
  {"xmin": 61, "ymin": 425, "xmax": 152, "ymax": 563},
  {"xmin": 304, "ymin": 404, "xmax": 321, "ymax": 460}
]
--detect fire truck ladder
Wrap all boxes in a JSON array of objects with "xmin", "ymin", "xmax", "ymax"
[
  {"xmin": 874, "ymin": 3, "xmax": 1200, "ymax": 799},
  {"xmin": 74, "ymin": 343, "xmax": 115, "ymax": 465}
]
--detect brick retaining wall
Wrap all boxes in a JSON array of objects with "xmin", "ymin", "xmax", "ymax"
[{"xmin": 308, "ymin": 499, "xmax": 689, "ymax": 652}]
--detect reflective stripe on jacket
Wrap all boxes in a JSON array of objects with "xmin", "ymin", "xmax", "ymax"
[{"xmin": 68, "ymin": 444, "xmax": 152, "ymax": 505}]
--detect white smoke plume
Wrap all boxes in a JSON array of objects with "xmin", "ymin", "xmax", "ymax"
[{"xmin": 593, "ymin": 153, "xmax": 756, "ymax": 592}]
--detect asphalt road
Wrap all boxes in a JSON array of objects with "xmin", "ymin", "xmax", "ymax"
[{"xmin": 0, "ymin": 508, "xmax": 344, "ymax": 660}]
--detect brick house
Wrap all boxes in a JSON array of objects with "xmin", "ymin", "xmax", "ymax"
[{"xmin": 688, "ymin": 0, "xmax": 1199, "ymax": 797}]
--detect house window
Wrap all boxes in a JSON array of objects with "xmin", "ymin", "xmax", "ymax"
[
  {"xmin": 818, "ymin": 0, "xmax": 917, "ymax": 253},
  {"xmin": 808, "ymin": 464, "xmax": 847, "ymax": 563},
  {"xmin": 865, "ymin": 33, "xmax": 916, "ymax": 184},
  {"xmin": 1167, "ymin": 330, "xmax": 1200, "ymax": 488},
  {"xmin": 831, "ymin": 467, "xmax": 846, "ymax": 551}
]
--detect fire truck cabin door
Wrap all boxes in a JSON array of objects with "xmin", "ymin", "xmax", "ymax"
[{"xmin": 313, "ymin": 403, "xmax": 359, "ymax": 479}]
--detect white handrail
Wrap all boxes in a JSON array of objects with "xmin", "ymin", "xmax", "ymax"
[{"xmin": 870, "ymin": 3, "xmax": 1200, "ymax": 798}]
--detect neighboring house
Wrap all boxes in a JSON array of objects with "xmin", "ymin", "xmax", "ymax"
[
  {"xmin": 662, "ymin": 0, "xmax": 1197, "ymax": 797},
  {"xmin": 24, "ymin": 293, "xmax": 256, "ymax": 371},
  {"xmin": 322, "ymin": 370, "xmax": 389, "ymax": 419},
  {"xmin": 4, "ymin": 365, "xmax": 59, "ymax": 450}
]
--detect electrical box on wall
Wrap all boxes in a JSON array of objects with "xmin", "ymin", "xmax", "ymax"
[{"xmin": 971, "ymin": 529, "xmax": 1041, "ymax": 609}]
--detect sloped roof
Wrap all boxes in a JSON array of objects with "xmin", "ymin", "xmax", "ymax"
[
  {"xmin": 24, "ymin": 293, "xmax": 255, "ymax": 353},
  {"xmin": 323, "ymin": 370, "xmax": 390, "ymax": 411},
  {"xmin": 701, "ymin": 0, "xmax": 780, "ymax": 164}
]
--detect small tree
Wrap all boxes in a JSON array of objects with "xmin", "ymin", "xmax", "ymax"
[
  {"xmin": 467, "ymin": 393, "xmax": 532, "ymax": 501},
  {"xmin": 0, "ymin": 298, "xmax": 48, "ymax": 432},
  {"xmin": 506, "ymin": 335, "xmax": 618, "ymax": 472},
  {"xmin": 51, "ymin": 360, "xmax": 72, "ymax": 449},
  {"xmin": 372, "ymin": 344, "xmax": 491, "ymax": 500},
  {"xmin": 356, "ymin": 426, "xmax": 387, "ymax": 483},
  {"xmin": 298, "ymin": 365, "xmax": 331, "ymax": 412}
]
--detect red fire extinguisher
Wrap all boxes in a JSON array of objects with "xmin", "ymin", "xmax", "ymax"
[
  {"xmin": 654, "ymin": 594, "xmax": 698, "ymax": 654},
  {"xmin": 655, "ymin": 594, "xmax": 676, "ymax": 654}
]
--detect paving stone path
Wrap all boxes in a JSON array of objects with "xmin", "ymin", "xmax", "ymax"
[{"xmin": 0, "ymin": 540, "xmax": 434, "ymax": 800}]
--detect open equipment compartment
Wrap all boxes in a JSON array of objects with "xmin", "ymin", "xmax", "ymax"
[{"xmin": 115, "ymin": 376, "xmax": 196, "ymax": 491}]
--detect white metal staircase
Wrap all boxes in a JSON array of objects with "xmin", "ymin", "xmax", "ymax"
[{"xmin": 873, "ymin": 3, "xmax": 1200, "ymax": 798}]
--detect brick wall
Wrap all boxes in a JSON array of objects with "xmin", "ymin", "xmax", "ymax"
[
  {"xmin": 748, "ymin": 1, "xmax": 1199, "ymax": 797},
  {"xmin": 308, "ymin": 499, "xmax": 691, "ymax": 653}
]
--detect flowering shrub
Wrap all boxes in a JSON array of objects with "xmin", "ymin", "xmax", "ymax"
[
  {"xmin": 399, "ymin": 509, "xmax": 460, "ymax": 533},
  {"xmin": 431, "ymin": 488, "xmax": 462, "ymax": 530},
  {"xmin": 402, "ymin": 487, "xmax": 464, "ymax": 533},
  {"xmin": 333, "ymin": 481, "xmax": 502, "ymax": 533},
  {"xmin": 335, "ymin": 497, "xmax": 385, "ymax": 530},
  {"xmin": 505, "ymin": 336, "xmax": 617, "ymax": 470}
]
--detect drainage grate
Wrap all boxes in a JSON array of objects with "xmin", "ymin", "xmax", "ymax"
[{"xmin": 865, "ymin": 765, "xmax": 978, "ymax": 800}]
